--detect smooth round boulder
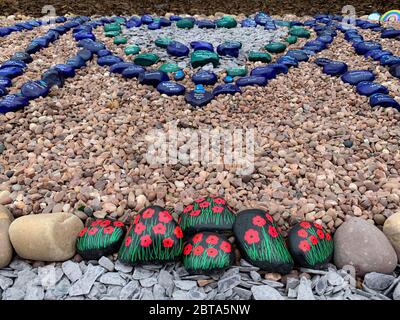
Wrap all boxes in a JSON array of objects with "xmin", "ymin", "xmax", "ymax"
[
  {"xmin": 334, "ymin": 217, "xmax": 398, "ymax": 276},
  {"xmin": 9, "ymin": 212, "xmax": 84, "ymax": 262},
  {"xmin": 383, "ymin": 212, "xmax": 400, "ymax": 261},
  {"xmin": 0, "ymin": 205, "xmax": 13, "ymax": 268}
]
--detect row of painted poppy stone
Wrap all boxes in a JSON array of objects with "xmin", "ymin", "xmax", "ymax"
[{"xmin": 5, "ymin": 197, "xmax": 333, "ymax": 275}]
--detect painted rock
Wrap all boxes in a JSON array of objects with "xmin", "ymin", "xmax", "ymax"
[
  {"xmin": 217, "ymin": 41, "xmax": 241, "ymax": 58},
  {"xmin": 287, "ymin": 221, "xmax": 333, "ymax": 269},
  {"xmin": 54, "ymin": 64, "xmax": 75, "ymax": 78},
  {"xmin": 356, "ymin": 81, "xmax": 389, "ymax": 96},
  {"xmin": 317, "ymin": 35, "xmax": 333, "ymax": 44},
  {"xmin": 21, "ymin": 80, "xmax": 49, "ymax": 100},
  {"xmin": 159, "ymin": 63, "xmax": 180, "ymax": 73},
  {"xmin": 159, "ymin": 18, "xmax": 171, "ymax": 27},
  {"xmin": 78, "ymin": 40, "xmax": 105, "ymax": 52},
  {"xmin": 192, "ymin": 70, "xmax": 217, "ymax": 85},
  {"xmin": 241, "ymin": 18, "xmax": 257, "ymax": 27},
  {"xmin": 104, "ymin": 23, "xmax": 121, "ymax": 32},
  {"xmin": 124, "ymin": 45, "xmax": 140, "ymax": 55},
  {"xmin": 118, "ymin": 206, "xmax": 183, "ymax": 265},
  {"xmin": 389, "ymin": 64, "xmax": 400, "ymax": 79},
  {"xmin": 248, "ymin": 51, "xmax": 272, "ymax": 63},
  {"xmin": 0, "ymin": 60, "xmax": 27, "ymax": 69},
  {"xmin": 254, "ymin": 12, "xmax": 269, "ymax": 25},
  {"xmin": 183, "ymin": 232, "xmax": 234, "ymax": 274},
  {"xmin": 215, "ymin": 16, "xmax": 237, "ymax": 29},
  {"xmin": 277, "ymin": 56, "xmax": 299, "ymax": 68},
  {"xmin": 138, "ymin": 70, "xmax": 169, "ymax": 87},
  {"xmin": 286, "ymin": 49, "xmax": 309, "ymax": 62},
  {"xmin": 97, "ymin": 49, "xmax": 112, "ymax": 57},
  {"xmin": 236, "ymin": 76, "xmax": 268, "ymax": 87},
  {"xmin": 269, "ymin": 63, "xmax": 289, "ymax": 75},
  {"xmin": 322, "ymin": 61, "xmax": 348, "ymax": 76},
  {"xmin": 0, "ymin": 77, "xmax": 12, "ymax": 88},
  {"xmin": 303, "ymin": 40, "xmax": 326, "ymax": 52},
  {"xmin": 341, "ymin": 70, "xmax": 375, "ymax": 85},
  {"xmin": 148, "ymin": 23, "xmax": 161, "ymax": 30},
  {"xmin": 176, "ymin": 18, "xmax": 195, "ymax": 29},
  {"xmin": 66, "ymin": 56, "xmax": 86, "ymax": 69},
  {"xmin": 110, "ymin": 62, "xmax": 135, "ymax": 74},
  {"xmin": 365, "ymin": 49, "xmax": 392, "ymax": 61},
  {"xmin": 234, "ymin": 209, "xmax": 293, "ymax": 273},
  {"xmin": 126, "ymin": 17, "xmax": 142, "ymax": 28},
  {"xmin": 77, "ymin": 48, "xmax": 93, "ymax": 61},
  {"xmin": 155, "ymin": 37, "xmax": 173, "ymax": 48},
  {"xmin": 179, "ymin": 196, "xmax": 236, "ymax": 234},
  {"xmin": 41, "ymin": 69, "xmax": 64, "ymax": 88},
  {"xmin": 185, "ymin": 90, "xmax": 213, "ymax": 107},
  {"xmin": 226, "ymin": 66, "xmax": 247, "ymax": 77},
  {"xmin": 265, "ymin": 42, "xmax": 287, "ymax": 54},
  {"xmin": 134, "ymin": 53, "xmax": 160, "ymax": 66},
  {"xmin": 156, "ymin": 81, "xmax": 186, "ymax": 96},
  {"xmin": 314, "ymin": 57, "xmax": 332, "ymax": 67},
  {"xmin": 121, "ymin": 65, "xmax": 145, "ymax": 78},
  {"xmin": 0, "ymin": 67, "xmax": 23, "ymax": 79},
  {"xmin": 11, "ymin": 51, "xmax": 32, "ymax": 63},
  {"xmin": 114, "ymin": 36, "xmax": 127, "ymax": 45},
  {"xmin": 369, "ymin": 93, "xmax": 400, "ymax": 110},
  {"xmin": 141, "ymin": 15, "xmax": 153, "ymax": 25},
  {"xmin": 381, "ymin": 29, "xmax": 400, "ymax": 39},
  {"xmin": 174, "ymin": 70, "xmax": 185, "ymax": 81},
  {"xmin": 76, "ymin": 219, "xmax": 126, "ymax": 260},
  {"xmin": 213, "ymin": 84, "xmax": 241, "ymax": 96},
  {"xmin": 167, "ymin": 41, "xmax": 190, "ymax": 57},
  {"xmin": 190, "ymin": 41, "xmax": 214, "ymax": 52},
  {"xmin": 250, "ymin": 66, "xmax": 277, "ymax": 80},
  {"xmin": 74, "ymin": 32, "xmax": 95, "ymax": 41},
  {"xmin": 191, "ymin": 50, "xmax": 219, "ymax": 68},
  {"xmin": 380, "ymin": 55, "xmax": 400, "ymax": 67},
  {"xmin": 196, "ymin": 20, "xmax": 216, "ymax": 29},
  {"xmin": 0, "ymin": 86, "xmax": 7, "ymax": 97},
  {"xmin": 105, "ymin": 30, "xmax": 120, "ymax": 38},
  {"xmin": 0, "ymin": 94, "xmax": 28, "ymax": 113},
  {"xmin": 169, "ymin": 15, "xmax": 182, "ymax": 21},
  {"xmin": 97, "ymin": 55, "xmax": 123, "ymax": 67},
  {"xmin": 354, "ymin": 41, "xmax": 381, "ymax": 55},
  {"xmin": 289, "ymin": 28, "xmax": 311, "ymax": 38},
  {"xmin": 26, "ymin": 42, "xmax": 43, "ymax": 54}
]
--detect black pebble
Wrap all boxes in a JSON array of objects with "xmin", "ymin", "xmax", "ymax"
[{"xmin": 343, "ymin": 140, "xmax": 353, "ymax": 148}]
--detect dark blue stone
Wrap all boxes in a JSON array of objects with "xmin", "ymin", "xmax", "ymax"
[
  {"xmin": 212, "ymin": 84, "xmax": 241, "ymax": 96},
  {"xmin": 254, "ymin": 13, "xmax": 269, "ymax": 25},
  {"xmin": 11, "ymin": 52, "xmax": 32, "ymax": 64},
  {"xmin": 0, "ymin": 27, "xmax": 12, "ymax": 37},
  {"xmin": 159, "ymin": 18, "xmax": 171, "ymax": 27},
  {"xmin": 167, "ymin": 41, "xmax": 190, "ymax": 57},
  {"xmin": 138, "ymin": 70, "xmax": 169, "ymax": 87},
  {"xmin": 51, "ymin": 26, "xmax": 68, "ymax": 34},
  {"xmin": 55, "ymin": 16, "xmax": 67, "ymax": 23},
  {"xmin": 250, "ymin": 66, "xmax": 277, "ymax": 79},
  {"xmin": 264, "ymin": 23, "xmax": 277, "ymax": 30},
  {"xmin": 0, "ymin": 77, "xmax": 12, "ymax": 88},
  {"xmin": 97, "ymin": 55, "xmax": 123, "ymax": 67},
  {"xmin": 41, "ymin": 69, "xmax": 64, "ymax": 88},
  {"xmin": 365, "ymin": 49, "xmax": 393, "ymax": 61},
  {"xmin": 370, "ymin": 94, "xmax": 400, "ymax": 110},
  {"xmin": 54, "ymin": 64, "xmax": 75, "ymax": 78},
  {"xmin": 97, "ymin": 49, "xmax": 112, "ymax": 57},
  {"xmin": 192, "ymin": 71, "xmax": 217, "ymax": 85},
  {"xmin": 148, "ymin": 22, "xmax": 161, "ymax": 30},
  {"xmin": 0, "ymin": 60, "xmax": 26, "ymax": 69},
  {"xmin": 303, "ymin": 40, "xmax": 326, "ymax": 52},
  {"xmin": 380, "ymin": 55, "xmax": 400, "ymax": 67},
  {"xmin": 33, "ymin": 37, "xmax": 51, "ymax": 47},
  {"xmin": 236, "ymin": 76, "xmax": 267, "ymax": 87},
  {"xmin": 341, "ymin": 70, "xmax": 375, "ymax": 85},
  {"xmin": 0, "ymin": 86, "xmax": 7, "ymax": 97},
  {"xmin": 121, "ymin": 65, "xmax": 145, "ymax": 78},
  {"xmin": 126, "ymin": 17, "xmax": 142, "ymax": 28},
  {"xmin": 286, "ymin": 50, "xmax": 309, "ymax": 62},
  {"xmin": 323, "ymin": 61, "xmax": 348, "ymax": 76},
  {"xmin": 156, "ymin": 81, "xmax": 186, "ymax": 96},
  {"xmin": 110, "ymin": 62, "xmax": 135, "ymax": 74},
  {"xmin": 169, "ymin": 16, "xmax": 182, "ymax": 21},
  {"xmin": 78, "ymin": 40, "xmax": 105, "ymax": 53},
  {"xmin": 45, "ymin": 30, "xmax": 60, "ymax": 42},
  {"xmin": 25, "ymin": 42, "xmax": 43, "ymax": 55},
  {"xmin": 74, "ymin": 32, "xmax": 95, "ymax": 41},
  {"xmin": 196, "ymin": 20, "xmax": 216, "ymax": 29},
  {"xmin": 77, "ymin": 49, "xmax": 93, "ymax": 61},
  {"xmin": 241, "ymin": 19, "xmax": 257, "ymax": 27},
  {"xmin": 381, "ymin": 29, "xmax": 400, "ymax": 39},
  {"xmin": 21, "ymin": 80, "xmax": 49, "ymax": 100},
  {"xmin": 317, "ymin": 35, "xmax": 333, "ymax": 44},
  {"xmin": 190, "ymin": 41, "xmax": 214, "ymax": 52},
  {"xmin": 141, "ymin": 15, "xmax": 153, "ymax": 25},
  {"xmin": 389, "ymin": 64, "xmax": 400, "ymax": 79},
  {"xmin": 174, "ymin": 70, "xmax": 185, "ymax": 81},
  {"xmin": 0, "ymin": 94, "xmax": 29, "ymax": 113},
  {"xmin": 185, "ymin": 90, "xmax": 213, "ymax": 107},
  {"xmin": 356, "ymin": 81, "xmax": 389, "ymax": 96},
  {"xmin": 73, "ymin": 26, "xmax": 92, "ymax": 34},
  {"xmin": 354, "ymin": 41, "xmax": 381, "ymax": 55},
  {"xmin": 314, "ymin": 57, "xmax": 332, "ymax": 67},
  {"xmin": 0, "ymin": 67, "xmax": 23, "ymax": 79},
  {"xmin": 304, "ymin": 20, "xmax": 317, "ymax": 26},
  {"xmin": 67, "ymin": 56, "xmax": 87, "ymax": 69},
  {"xmin": 277, "ymin": 56, "xmax": 299, "ymax": 68},
  {"xmin": 269, "ymin": 63, "xmax": 289, "ymax": 75},
  {"xmin": 217, "ymin": 42, "xmax": 241, "ymax": 58}
]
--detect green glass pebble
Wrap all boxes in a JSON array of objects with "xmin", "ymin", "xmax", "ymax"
[
  {"xmin": 134, "ymin": 53, "xmax": 160, "ymax": 66},
  {"xmin": 216, "ymin": 16, "xmax": 237, "ymax": 28},
  {"xmin": 124, "ymin": 45, "xmax": 140, "ymax": 55},
  {"xmin": 248, "ymin": 51, "xmax": 272, "ymax": 63},
  {"xmin": 191, "ymin": 50, "xmax": 220, "ymax": 68},
  {"xmin": 226, "ymin": 66, "xmax": 247, "ymax": 77},
  {"xmin": 159, "ymin": 63, "xmax": 181, "ymax": 73},
  {"xmin": 155, "ymin": 37, "xmax": 173, "ymax": 48},
  {"xmin": 105, "ymin": 30, "xmax": 120, "ymax": 37},
  {"xmin": 285, "ymin": 35, "xmax": 298, "ymax": 44},
  {"xmin": 265, "ymin": 42, "xmax": 287, "ymax": 53},
  {"xmin": 113, "ymin": 36, "xmax": 127, "ymax": 45},
  {"xmin": 289, "ymin": 28, "xmax": 311, "ymax": 38},
  {"xmin": 104, "ymin": 23, "xmax": 121, "ymax": 32},
  {"xmin": 176, "ymin": 19, "xmax": 195, "ymax": 29}
]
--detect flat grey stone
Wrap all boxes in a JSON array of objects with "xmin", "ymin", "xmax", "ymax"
[
  {"xmin": 0, "ymin": 270, "xmax": 17, "ymax": 278},
  {"xmin": 132, "ymin": 267, "xmax": 154, "ymax": 280},
  {"xmin": 115, "ymin": 260, "xmax": 133, "ymax": 273},
  {"xmin": 188, "ymin": 288, "xmax": 206, "ymax": 300},
  {"xmin": 140, "ymin": 288, "xmax": 154, "ymax": 300},
  {"xmin": 233, "ymin": 287, "xmax": 252, "ymax": 300},
  {"xmin": 261, "ymin": 279, "xmax": 284, "ymax": 288},
  {"xmin": 3, "ymin": 287, "xmax": 25, "ymax": 300},
  {"xmin": 107, "ymin": 285, "xmax": 122, "ymax": 297},
  {"xmin": 99, "ymin": 272, "xmax": 127, "ymax": 286},
  {"xmin": 172, "ymin": 289, "xmax": 190, "ymax": 300},
  {"xmin": 119, "ymin": 280, "xmax": 140, "ymax": 300},
  {"xmin": 13, "ymin": 269, "xmax": 37, "ymax": 291},
  {"xmin": 286, "ymin": 277, "xmax": 300, "ymax": 290},
  {"xmin": 140, "ymin": 277, "xmax": 158, "ymax": 288},
  {"xmin": 299, "ymin": 268, "xmax": 328, "ymax": 275},
  {"xmin": 363, "ymin": 272, "xmax": 395, "ymax": 291},
  {"xmin": 38, "ymin": 265, "xmax": 63, "ymax": 289},
  {"xmin": 251, "ymin": 285, "xmax": 284, "ymax": 300},
  {"xmin": 327, "ymin": 271, "xmax": 344, "ymax": 286},
  {"xmin": 0, "ymin": 275, "xmax": 13, "ymax": 290},
  {"xmin": 153, "ymin": 284, "xmax": 167, "ymax": 300},
  {"xmin": 218, "ymin": 274, "xmax": 241, "ymax": 293},
  {"xmin": 68, "ymin": 265, "xmax": 105, "ymax": 296},
  {"xmin": 392, "ymin": 282, "xmax": 400, "ymax": 300},
  {"xmin": 9, "ymin": 259, "xmax": 32, "ymax": 271},
  {"xmin": 250, "ymin": 271, "xmax": 262, "ymax": 281},
  {"xmin": 98, "ymin": 256, "xmax": 115, "ymax": 271},
  {"xmin": 288, "ymin": 288, "xmax": 298, "ymax": 299},
  {"xmin": 297, "ymin": 277, "xmax": 315, "ymax": 300},
  {"xmin": 174, "ymin": 280, "xmax": 197, "ymax": 291},
  {"xmin": 54, "ymin": 277, "xmax": 71, "ymax": 297},
  {"xmin": 62, "ymin": 261, "xmax": 83, "ymax": 283},
  {"xmin": 87, "ymin": 282, "xmax": 107, "ymax": 299},
  {"xmin": 315, "ymin": 276, "xmax": 328, "ymax": 295},
  {"xmin": 24, "ymin": 285, "xmax": 44, "ymax": 300},
  {"xmin": 206, "ymin": 290, "xmax": 218, "ymax": 300}
]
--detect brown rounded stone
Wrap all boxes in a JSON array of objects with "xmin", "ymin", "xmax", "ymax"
[
  {"xmin": 383, "ymin": 211, "xmax": 400, "ymax": 261},
  {"xmin": 0, "ymin": 205, "xmax": 13, "ymax": 268}
]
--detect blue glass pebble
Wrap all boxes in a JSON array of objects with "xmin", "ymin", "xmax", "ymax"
[
  {"xmin": 174, "ymin": 70, "xmax": 185, "ymax": 81},
  {"xmin": 97, "ymin": 49, "xmax": 112, "ymax": 57},
  {"xmin": 126, "ymin": 17, "xmax": 142, "ymax": 28},
  {"xmin": 241, "ymin": 19, "xmax": 257, "ymax": 27},
  {"xmin": 0, "ymin": 86, "xmax": 7, "ymax": 97},
  {"xmin": 148, "ymin": 22, "xmax": 161, "ymax": 30},
  {"xmin": 78, "ymin": 40, "xmax": 105, "ymax": 53},
  {"xmin": 141, "ymin": 15, "xmax": 153, "ymax": 25},
  {"xmin": 1, "ymin": 60, "xmax": 26, "ymax": 69},
  {"xmin": 314, "ymin": 57, "xmax": 332, "ymax": 67},
  {"xmin": 365, "ymin": 50, "xmax": 392, "ymax": 61},
  {"xmin": 194, "ymin": 84, "xmax": 206, "ymax": 93}
]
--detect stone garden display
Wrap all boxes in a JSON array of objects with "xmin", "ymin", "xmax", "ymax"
[
  {"xmin": 179, "ymin": 196, "xmax": 236, "ymax": 234},
  {"xmin": 233, "ymin": 209, "xmax": 294, "ymax": 274},
  {"xmin": 182, "ymin": 232, "xmax": 234, "ymax": 274},
  {"xmin": 0, "ymin": 205, "xmax": 13, "ymax": 268},
  {"xmin": 76, "ymin": 219, "xmax": 126, "ymax": 260},
  {"xmin": 118, "ymin": 206, "xmax": 183, "ymax": 265},
  {"xmin": 287, "ymin": 221, "xmax": 334, "ymax": 269}
]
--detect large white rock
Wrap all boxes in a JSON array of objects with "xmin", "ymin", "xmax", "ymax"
[{"xmin": 0, "ymin": 205, "xmax": 13, "ymax": 268}]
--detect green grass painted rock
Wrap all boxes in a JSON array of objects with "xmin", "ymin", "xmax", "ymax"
[
  {"xmin": 288, "ymin": 221, "xmax": 333, "ymax": 269},
  {"xmin": 289, "ymin": 28, "xmax": 311, "ymax": 38},
  {"xmin": 191, "ymin": 50, "xmax": 220, "ymax": 68},
  {"xmin": 159, "ymin": 63, "xmax": 180, "ymax": 73},
  {"xmin": 124, "ymin": 45, "xmax": 140, "ymax": 55},
  {"xmin": 104, "ymin": 23, "xmax": 121, "ymax": 32},
  {"xmin": 183, "ymin": 232, "xmax": 234, "ymax": 274},
  {"xmin": 155, "ymin": 37, "xmax": 173, "ymax": 48},
  {"xmin": 233, "ymin": 209, "xmax": 294, "ymax": 274},
  {"xmin": 226, "ymin": 66, "xmax": 247, "ymax": 77},
  {"xmin": 265, "ymin": 42, "xmax": 287, "ymax": 54},
  {"xmin": 134, "ymin": 53, "xmax": 160, "ymax": 66},
  {"xmin": 179, "ymin": 196, "xmax": 236, "ymax": 234},
  {"xmin": 118, "ymin": 206, "xmax": 183, "ymax": 265},
  {"xmin": 176, "ymin": 19, "xmax": 195, "ymax": 29},
  {"xmin": 76, "ymin": 219, "xmax": 126, "ymax": 260},
  {"xmin": 216, "ymin": 16, "xmax": 237, "ymax": 28},
  {"xmin": 248, "ymin": 51, "xmax": 272, "ymax": 63},
  {"xmin": 113, "ymin": 36, "xmax": 127, "ymax": 45},
  {"xmin": 105, "ymin": 30, "xmax": 120, "ymax": 37},
  {"xmin": 285, "ymin": 35, "xmax": 298, "ymax": 44}
]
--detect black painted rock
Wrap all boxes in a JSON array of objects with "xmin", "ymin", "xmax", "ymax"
[
  {"xmin": 138, "ymin": 70, "xmax": 169, "ymax": 87},
  {"xmin": 156, "ymin": 81, "xmax": 185, "ymax": 96},
  {"xmin": 41, "ymin": 69, "xmax": 65, "ymax": 88},
  {"xmin": 121, "ymin": 65, "xmax": 145, "ymax": 78},
  {"xmin": 167, "ymin": 41, "xmax": 190, "ymax": 57},
  {"xmin": 233, "ymin": 209, "xmax": 294, "ymax": 273},
  {"xmin": 212, "ymin": 84, "xmax": 241, "ymax": 96},
  {"xmin": 287, "ymin": 221, "xmax": 333, "ymax": 269},
  {"xmin": 118, "ymin": 206, "xmax": 183, "ymax": 265},
  {"xmin": 370, "ymin": 93, "xmax": 400, "ymax": 110},
  {"xmin": 0, "ymin": 94, "xmax": 29, "ymax": 113},
  {"xmin": 21, "ymin": 80, "xmax": 49, "ymax": 100},
  {"xmin": 97, "ymin": 55, "xmax": 123, "ymax": 67},
  {"xmin": 179, "ymin": 196, "xmax": 236, "ymax": 234},
  {"xmin": 190, "ymin": 41, "xmax": 214, "ymax": 52},
  {"xmin": 389, "ymin": 64, "xmax": 400, "ymax": 79},
  {"xmin": 380, "ymin": 55, "xmax": 400, "ymax": 67},
  {"xmin": 250, "ymin": 66, "xmax": 277, "ymax": 80},
  {"xmin": 0, "ymin": 67, "xmax": 23, "ymax": 79},
  {"xmin": 341, "ymin": 70, "xmax": 375, "ymax": 85},
  {"xmin": 356, "ymin": 81, "xmax": 389, "ymax": 96},
  {"xmin": 54, "ymin": 64, "xmax": 75, "ymax": 78},
  {"xmin": 11, "ymin": 51, "xmax": 32, "ymax": 64},
  {"xmin": 236, "ymin": 76, "xmax": 268, "ymax": 87},
  {"xmin": 76, "ymin": 219, "xmax": 126, "ymax": 260},
  {"xmin": 191, "ymin": 70, "xmax": 217, "ymax": 85},
  {"xmin": 0, "ymin": 77, "xmax": 11, "ymax": 88},
  {"xmin": 185, "ymin": 90, "xmax": 213, "ymax": 107},
  {"xmin": 182, "ymin": 232, "xmax": 234, "ymax": 274},
  {"xmin": 322, "ymin": 61, "xmax": 348, "ymax": 76}
]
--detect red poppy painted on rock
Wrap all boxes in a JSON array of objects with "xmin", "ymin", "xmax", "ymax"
[
  {"xmin": 88, "ymin": 227, "xmax": 98, "ymax": 236},
  {"xmin": 125, "ymin": 236, "xmax": 132, "ymax": 247},
  {"xmin": 140, "ymin": 235, "xmax": 152, "ymax": 247},
  {"xmin": 206, "ymin": 247, "xmax": 218, "ymax": 257},
  {"xmin": 309, "ymin": 235, "xmax": 318, "ymax": 245},
  {"xmin": 183, "ymin": 205, "xmax": 194, "ymax": 214},
  {"xmin": 252, "ymin": 215, "xmax": 266, "ymax": 227},
  {"xmin": 326, "ymin": 233, "xmax": 331, "ymax": 241},
  {"xmin": 103, "ymin": 226, "xmax": 115, "ymax": 234},
  {"xmin": 134, "ymin": 222, "xmax": 146, "ymax": 235},
  {"xmin": 300, "ymin": 221, "xmax": 311, "ymax": 229},
  {"xmin": 220, "ymin": 241, "xmax": 232, "ymax": 253},
  {"xmin": 133, "ymin": 215, "xmax": 140, "ymax": 225},
  {"xmin": 199, "ymin": 201, "xmax": 210, "ymax": 208},
  {"xmin": 192, "ymin": 233, "xmax": 203, "ymax": 244},
  {"xmin": 100, "ymin": 220, "xmax": 111, "ymax": 227},
  {"xmin": 142, "ymin": 208, "xmax": 155, "ymax": 219},
  {"xmin": 214, "ymin": 198, "xmax": 226, "ymax": 205},
  {"xmin": 195, "ymin": 198, "xmax": 206, "ymax": 203},
  {"xmin": 174, "ymin": 226, "xmax": 183, "ymax": 239},
  {"xmin": 265, "ymin": 213, "xmax": 273, "ymax": 223},
  {"xmin": 317, "ymin": 229, "xmax": 325, "ymax": 239},
  {"xmin": 79, "ymin": 227, "xmax": 87, "ymax": 237},
  {"xmin": 113, "ymin": 221, "xmax": 124, "ymax": 227},
  {"xmin": 193, "ymin": 245, "xmax": 204, "ymax": 255},
  {"xmin": 314, "ymin": 222, "xmax": 323, "ymax": 229},
  {"xmin": 212, "ymin": 206, "xmax": 224, "ymax": 214},
  {"xmin": 152, "ymin": 223, "xmax": 166, "ymax": 235},
  {"xmin": 91, "ymin": 220, "xmax": 100, "ymax": 227},
  {"xmin": 268, "ymin": 225, "xmax": 279, "ymax": 238},
  {"xmin": 206, "ymin": 235, "xmax": 219, "ymax": 245},
  {"xmin": 162, "ymin": 238, "xmax": 174, "ymax": 248},
  {"xmin": 299, "ymin": 240, "xmax": 311, "ymax": 252},
  {"xmin": 183, "ymin": 243, "xmax": 193, "ymax": 255},
  {"xmin": 244, "ymin": 229, "xmax": 260, "ymax": 245},
  {"xmin": 297, "ymin": 229, "xmax": 308, "ymax": 238},
  {"xmin": 190, "ymin": 209, "xmax": 201, "ymax": 217},
  {"xmin": 159, "ymin": 210, "xmax": 173, "ymax": 223}
]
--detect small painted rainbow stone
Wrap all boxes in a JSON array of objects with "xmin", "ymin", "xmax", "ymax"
[
  {"xmin": 76, "ymin": 219, "xmax": 126, "ymax": 260},
  {"xmin": 182, "ymin": 232, "xmax": 234, "ymax": 274},
  {"xmin": 118, "ymin": 205, "xmax": 183, "ymax": 265},
  {"xmin": 179, "ymin": 196, "xmax": 236, "ymax": 234},
  {"xmin": 233, "ymin": 209, "xmax": 294, "ymax": 274},
  {"xmin": 287, "ymin": 221, "xmax": 334, "ymax": 269}
]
